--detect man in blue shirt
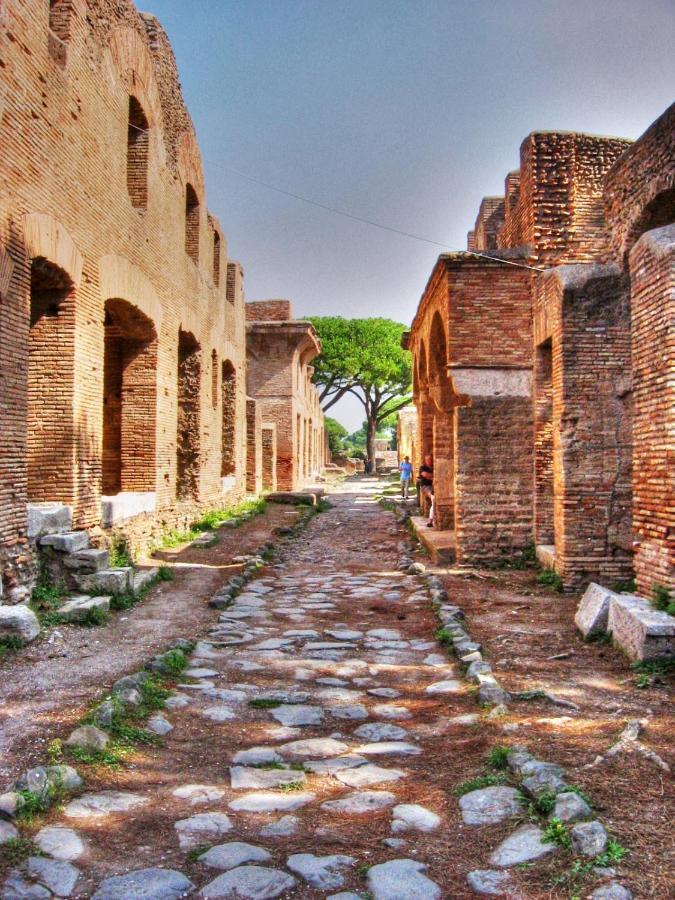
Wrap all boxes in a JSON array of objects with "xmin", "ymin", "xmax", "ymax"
[{"xmin": 399, "ymin": 455, "xmax": 413, "ymax": 499}]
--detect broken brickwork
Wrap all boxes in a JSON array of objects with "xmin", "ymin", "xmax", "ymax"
[
  {"xmin": 0, "ymin": 0, "xmax": 248, "ymax": 600},
  {"xmin": 410, "ymin": 107, "xmax": 674, "ymax": 592},
  {"xmin": 245, "ymin": 302, "xmax": 326, "ymax": 491}
]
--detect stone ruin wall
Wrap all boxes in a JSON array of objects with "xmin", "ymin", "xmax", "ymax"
[{"xmin": 0, "ymin": 0, "xmax": 248, "ymax": 598}]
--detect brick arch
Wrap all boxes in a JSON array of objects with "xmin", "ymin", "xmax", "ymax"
[
  {"xmin": 23, "ymin": 213, "xmax": 84, "ymax": 287},
  {"xmin": 98, "ymin": 254, "xmax": 163, "ymax": 333},
  {"xmin": 625, "ymin": 185, "xmax": 675, "ymax": 257},
  {"xmin": 428, "ymin": 310, "xmax": 448, "ymax": 383},
  {"xmin": 108, "ymin": 27, "xmax": 163, "ymax": 135}
]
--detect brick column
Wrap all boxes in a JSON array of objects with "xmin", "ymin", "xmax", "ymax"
[
  {"xmin": 432, "ymin": 409, "xmax": 454, "ymax": 529},
  {"xmin": 630, "ymin": 224, "xmax": 674, "ymax": 598}
]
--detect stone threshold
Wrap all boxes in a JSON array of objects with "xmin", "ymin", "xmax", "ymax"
[{"xmin": 409, "ymin": 516, "xmax": 455, "ymax": 564}]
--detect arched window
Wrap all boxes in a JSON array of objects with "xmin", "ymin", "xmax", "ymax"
[
  {"xmin": 185, "ymin": 184, "xmax": 200, "ymax": 264},
  {"xmin": 127, "ymin": 97, "xmax": 149, "ymax": 209},
  {"xmin": 213, "ymin": 231, "xmax": 221, "ymax": 286}
]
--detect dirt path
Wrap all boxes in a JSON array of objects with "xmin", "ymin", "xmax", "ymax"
[
  {"xmin": 0, "ymin": 503, "xmax": 299, "ymax": 783},
  {"xmin": 1, "ymin": 478, "xmax": 671, "ymax": 898}
]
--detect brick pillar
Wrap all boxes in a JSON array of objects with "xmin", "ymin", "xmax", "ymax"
[
  {"xmin": 432, "ymin": 409, "xmax": 454, "ymax": 530},
  {"xmin": 630, "ymin": 224, "xmax": 674, "ymax": 598},
  {"xmin": 246, "ymin": 398, "xmax": 262, "ymax": 494}
]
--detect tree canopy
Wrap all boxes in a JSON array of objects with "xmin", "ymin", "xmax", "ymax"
[{"xmin": 308, "ymin": 317, "xmax": 412, "ymax": 470}]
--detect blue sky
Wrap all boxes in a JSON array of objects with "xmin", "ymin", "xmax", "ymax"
[{"xmin": 142, "ymin": 0, "xmax": 674, "ymax": 429}]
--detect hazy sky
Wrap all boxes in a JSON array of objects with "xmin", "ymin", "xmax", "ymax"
[{"xmin": 143, "ymin": 0, "xmax": 674, "ymax": 429}]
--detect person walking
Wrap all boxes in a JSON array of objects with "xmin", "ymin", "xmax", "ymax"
[
  {"xmin": 399, "ymin": 455, "xmax": 413, "ymax": 499},
  {"xmin": 419, "ymin": 454, "xmax": 434, "ymax": 527}
]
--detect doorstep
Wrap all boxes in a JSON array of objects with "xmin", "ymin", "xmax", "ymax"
[{"xmin": 410, "ymin": 516, "xmax": 456, "ymax": 564}]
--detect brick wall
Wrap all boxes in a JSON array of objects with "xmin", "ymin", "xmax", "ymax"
[
  {"xmin": 0, "ymin": 0, "xmax": 248, "ymax": 597},
  {"xmin": 629, "ymin": 225, "xmax": 674, "ymax": 598},
  {"xmin": 245, "ymin": 300, "xmax": 293, "ymax": 322},
  {"xmin": 246, "ymin": 398, "xmax": 262, "ymax": 494}
]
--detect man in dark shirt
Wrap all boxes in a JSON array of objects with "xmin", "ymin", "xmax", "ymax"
[{"xmin": 419, "ymin": 455, "xmax": 434, "ymax": 526}]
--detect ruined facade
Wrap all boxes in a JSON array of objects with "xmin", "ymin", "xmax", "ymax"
[
  {"xmin": 0, "ymin": 0, "xmax": 249, "ymax": 600},
  {"xmin": 246, "ymin": 301, "xmax": 327, "ymax": 492},
  {"xmin": 409, "ymin": 105, "xmax": 674, "ymax": 594}
]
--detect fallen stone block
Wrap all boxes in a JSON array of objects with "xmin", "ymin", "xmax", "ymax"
[
  {"xmin": 608, "ymin": 593, "xmax": 675, "ymax": 661},
  {"xmin": 0, "ymin": 603, "xmax": 40, "ymax": 643},
  {"xmin": 575, "ymin": 583, "xmax": 617, "ymax": 638},
  {"xmin": 58, "ymin": 595, "xmax": 110, "ymax": 624},
  {"xmin": 65, "ymin": 725, "xmax": 109, "ymax": 752}
]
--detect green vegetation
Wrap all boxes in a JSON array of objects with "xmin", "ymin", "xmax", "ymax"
[
  {"xmin": 325, "ymin": 416, "xmax": 349, "ymax": 454},
  {"xmin": 0, "ymin": 635, "xmax": 24, "ymax": 656},
  {"xmin": 630, "ymin": 657, "xmax": 675, "ymax": 680},
  {"xmin": 435, "ymin": 627, "xmax": 452, "ymax": 646},
  {"xmin": 537, "ymin": 568, "xmax": 564, "ymax": 592},
  {"xmin": 652, "ymin": 583, "xmax": 675, "ymax": 616},
  {"xmin": 154, "ymin": 499, "xmax": 267, "ymax": 551},
  {"xmin": 109, "ymin": 535, "xmax": 134, "ymax": 568},
  {"xmin": 157, "ymin": 648, "xmax": 188, "ymax": 678},
  {"xmin": 613, "ymin": 578, "xmax": 636, "ymax": 593},
  {"xmin": 0, "ymin": 838, "xmax": 41, "ymax": 866},
  {"xmin": 307, "ymin": 317, "xmax": 411, "ymax": 471},
  {"xmin": 47, "ymin": 738, "xmax": 63, "ymax": 765},
  {"xmin": 248, "ymin": 698, "xmax": 283, "ymax": 709},
  {"xmin": 278, "ymin": 780, "xmax": 304, "ymax": 792},
  {"xmin": 253, "ymin": 760, "xmax": 285, "ymax": 770},
  {"xmin": 80, "ymin": 605, "xmax": 109, "ymax": 628},
  {"xmin": 560, "ymin": 785, "xmax": 593, "ymax": 808},
  {"xmin": 550, "ymin": 839, "xmax": 628, "ymax": 891},
  {"xmin": 454, "ymin": 774, "xmax": 507, "ymax": 796},
  {"xmin": 517, "ymin": 788, "xmax": 557, "ymax": 817},
  {"xmin": 187, "ymin": 845, "xmax": 212, "ymax": 863},
  {"xmin": 157, "ymin": 564, "xmax": 174, "ymax": 581},
  {"xmin": 30, "ymin": 563, "xmax": 67, "ymax": 626},
  {"xmin": 542, "ymin": 817, "xmax": 572, "ymax": 850},
  {"xmin": 15, "ymin": 771, "xmax": 67, "ymax": 824},
  {"xmin": 487, "ymin": 745, "xmax": 510, "ymax": 770}
]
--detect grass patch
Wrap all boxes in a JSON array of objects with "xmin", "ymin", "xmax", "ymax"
[
  {"xmin": 0, "ymin": 635, "xmax": 24, "ymax": 656},
  {"xmin": 157, "ymin": 565, "xmax": 174, "ymax": 581},
  {"xmin": 253, "ymin": 760, "xmax": 285, "ymax": 770},
  {"xmin": 537, "ymin": 568, "xmax": 564, "ymax": 592},
  {"xmin": 80, "ymin": 606, "xmax": 109, "ymax": 628},
  {"xmin": 109, "ymin": 535, "xmax": 134, "ymax": 568},
  {"xmin": 193, "ymin": 498, "xmax": 267, "ymax": 532},
  {"xmin": 454, "ymin": 774, "xmax": 507, "ymax": 796},
  {"xmin": 278, "ymin": 780, "xmax": 304, "ymax": 792},
  {"xmin": 30, "ymin": 564, "xmax": 68, "ymax": 625},
  {"xmin": 0, "ymin": 838, "xmax": 42, "ymax": 866},
  {"xmin": 158, "ymin": 528, "xmax": 201, "ymax": 550},
  {"xmin": 186, "ymin": 845, "xmax": 212, "ymax": 863},
  {"xmin": 47, "ymin": 739, "xmax": 63, "ymax": 765},
  {"xmin": 652, "ymin": 583, "xmax": 671, "ymax": 611},
  {"xmin": 435, "ymin": 627, "xmax": 452, "ymax": 646},
  {"xmin": 248, "ymin": 698, "xmax": 283, "ymax": 709},
  {"xmin": 487, "ymin": 745, "xmax": 510, "ymax": 770},
  {"xmin": 613, "ymin": 578, "xmax": 636, "ymax": 593},
  {"xmin": 542, "ymin": 817, "xmax": 571, "ymax": 850},
  {"xmin": 550, "ymin": 839, "xmax": 628, "ymax": 890},
  {"xmin": 157, "ymin": 648, "xmax": 188, "ymax": 678}
]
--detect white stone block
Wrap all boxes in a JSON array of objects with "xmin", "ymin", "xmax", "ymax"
[
  {"xmin": 575, "ymin": 583, "xmax": 617, "ymax": 637},
  {"xmin": 0, "ymin": 604, "xmax": 41, "ymax": 643},
  {"xmin": 101, "ymin": 492, "xmax": 156, "ymax": 525},
  {"xmin": 27, "ymin": 503, "xmax": 72, "ymax": 539},
  {"xmin": 536, "ymin": 545, "xmax": 556, "ymax": 570},
  {"xmin": 58, "ymin": 596, "xmax": 110, "ymax": 624},
  {"xmin": 608, "ymin": 594, "xmax": 675, "ymax": 661}
]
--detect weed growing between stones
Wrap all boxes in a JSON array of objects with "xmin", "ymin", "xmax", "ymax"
[
  {"xmin": 248, "ymin": 698, "xmax": 283, "ymax": 709},
  {"xmin": 109, "ymin": 535, "xmax": 134, "ymax": 568},
  {"xmin": 0, "ymin": 838, "xmax": 41, "ymax": 866},
  {"xmin": 15, "ymin": 773, "xmax": 67, "ymax": 824},
  {"xmin": 549, "ymin": 838, "xmax": 628, "ymax": 892},
  {"xmin": 80, "ymin": 606, "xmax": 109, "ymax": 628},
  {"xmin": 518, "ymin": 788, "xmax": 557, "ymax": 817},
  {"xmin": 278, "ymin": 781, "xmax": 304, "ymax": 792},
  {"xmin": 542, "ymin": 816, "xmax": 572, "ymax": 850},
  {"xmin": 0, "ymin": 635, "xmax": 24, "ymax": 656},
  {"xmin": 157, "ymin": 564, "xmax": 174, "ymax": 581},
  {"xmin": 109, "ymin": 568, "xmax": 169, "ymax": 613},
  {"xmin": 30, "ymin": 563, "xmax": 68, "ymax": 626},
  {"xmin": 186, "ymin": 845, "xmax": 212, "ymax": 863},
  {"xmin": 487, "ymin": 744, "xmax": 510, "ymax": 770},
  {"xmin": 454, "ymin": 774, "xmax": 508, "ymax": 796},
  {"xmin": 536, "ymin": 568, "xmax": 564, "ymax": 592},
  {"xmin": 652, "ymin": 583, "xmax": 675, "ymax": 615},
  {"xmin": 612, "ymin": 578, "xmax": 637, "ymax": 593},
  {"xmin": 193, "ymin": 498, "xmax": 267, "ymax": 531},
  {"xmin": 629, "ymin": 657, "xmax": 675, "ymax": 692}
]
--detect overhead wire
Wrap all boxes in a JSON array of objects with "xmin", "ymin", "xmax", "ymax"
[{"xmin": 128, "ymin": 120, "xmax": 544, "ymax": 273}]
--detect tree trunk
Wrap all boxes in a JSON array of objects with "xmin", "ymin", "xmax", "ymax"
[{"xmin": 366, "ymin": 416, "xmax": 378, "ymax": 474}]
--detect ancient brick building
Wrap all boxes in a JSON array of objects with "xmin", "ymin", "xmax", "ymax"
[
  {"xmin": 246, "ymin": 301, "xmax": 327, "ymax": 492},
  {"xmin": 396, "ymin": 406, "xmax": 418, "ymax": 467},
  {"xmin": 409, "ymin": 105, "xmax": 674, "ymax": 594},
  {"xmin": 0, "ymin": 0, "xmax": 248, "ymax": 600}
]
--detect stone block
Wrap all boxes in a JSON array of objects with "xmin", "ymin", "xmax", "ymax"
[
  {"xmin": 40, "ymin": 531, "xmax": 89, "ymax": 553},
  {"xmin": 267, "ymin": 491, "xmax": 317, "ymax": 505},
  {"xmin": 26, "ymin": 503, "xmax": 72, "ymax": 539},
  {"xmin": 575, "ymin": 583, "xmax": 617, "ymax": 638},
  {"xmin": 535, "ymin": 544, "xmax": 556, "ymax": 569},
  {"xmin": 76, "ymin": 568, "xmax": 133, "ymax": 594},
  {"xmin": 0, "ymin": 604, "xmax": 40, "ymax": 643},
  {"xmin": 100, "ymin": 492, "xmax": 156, "ymax": 526},
  {"xmin": 62, "ymin": 549, "xmax": 110, "ymax": 572},
  {"xmin": 607, "ymin": 594, "xmax": 675, "ymax": 661},
  {"xmin": 132, "ymin": 568, "xmax": 159, "ymax": 592},
  {"xmin": 58, "ymin": 595, "xmax": 110, "ymax": 623}
]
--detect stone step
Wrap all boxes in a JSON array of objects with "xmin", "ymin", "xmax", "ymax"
[
  {"xmin": 40, "ymin": 531, "xmax": 90, "ymax": 554},
  {"xmin": 58, "ymin": 595, "xmax": 111, "ymax": 624},
  {"xmin": 74, "ymin": 567, "xmax": 133, "ymax": 595},
  {"xmin": 62, "ymin": 549, "xmax": 110, "ymax": 573},
  {"xmin": 132, "ymin": 568, "xmax": 159, "ymax": 593},
  {"xmin": 27, "ymin": 503, "xmax": 72, "ymax": 539}
]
